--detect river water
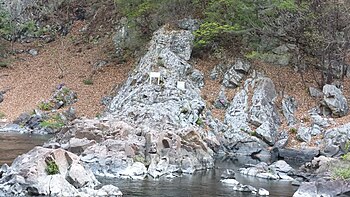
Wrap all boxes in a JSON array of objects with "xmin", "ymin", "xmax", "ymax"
[
  {"xmin": 0, "ymin": 132, "xmax": 298, "ymax": 197},
  {"xmin": 0, "ymin": 132, "xmax": 50, "ymax": 165},
  {"xmin": 103, "ymin": 159, "xmax": 298, "ymax": 197}
]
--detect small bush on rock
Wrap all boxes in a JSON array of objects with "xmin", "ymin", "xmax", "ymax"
[
  {"xmin": 333, "ymin": 167, "xmax": 350, "ymax": 180},
  {"xmin": 289, "ymin": 127, "xmax": 297, "ymax": 134},
  {"xmin": 341, "ymin": 153, "xmax": 350, "ymax": 161},
  {"xmin": 40, "ymin": 114, "xmax": 64, "ymax": 129},
  {"xmin": 46, "ymin": 160, "xmax": 60, "ymax": 175},
  {"xmin": 38, "ymin": 101, "xmax": 54, "ymax": 111}
]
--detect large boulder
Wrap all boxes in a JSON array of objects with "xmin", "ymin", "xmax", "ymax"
[
  {"xmin": 322, "ymin": 122, "xmax": 350, "ymax": 155},
  {"xmin": 322, "ymin": 84, "xmax": 348, "ymax": 117},
  {"xmin": 282, "ymin": 96, "xmax": 297, "ymax": 126},
  {"xmin": 293, "ymin": 180, "xmax": 350, "ymax": 197},
  {"xmin": 0, "ymin": 147, "xmax": 121, "ymax": 197},
  {"xmin": 222, "ymin": 59, "xmax": 251, "ymax": 88},
  {"xmin": 239, "ymin": 160, "xmax": 295, "ymax": 181},
  {"xmin": 223, "ymin": 76, "xmax": 280, "ymax": 154}
]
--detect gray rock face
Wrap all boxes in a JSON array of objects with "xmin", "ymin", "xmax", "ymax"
[
  {"xmin": 214, "ymin": 88, "xmax": 229, "ymax": 109},
  {"xmin": 28, "ymin": 48, "xmax": 38, "ymax": 56},
  {"xmin": 239, "ymin": 161, "xmax": 295, "ymax": 181},
  {"xmin": 109, "ymin": 27, "xmax": 202, "ymax": 129},
  {"xmin": 282, "ymin": 96, "xmax": 297, "ymax": 126},
  {"xmin": 250, "ymin": 77, "xmax": 280, "ymax": 145},
  {"xmin": 177, "ymin": 18, "xmax": 200, "ymax": 31},
  {"xmin": 277, "ymin": 148, "xmax": 319, "ymax": 165},
  {"xmin": 113, "ymin": 17, "xmax": 133, "ymax": 59},
  {"xmin": 190, "ymin": 69, "xmax": 205, "ymax": 88},
  {"xmin": 0, "ymin": 147, "xmax": 115, "ymax": 197},
  {"xmin": 293, "ymin": 180, "xmax": 350, "ymax": 197},
  {"xmin": 322, "ymin": 122, "xmax": 350, "ymax": 154},
  {"xmin": 322, "ymin": 84, "xmax": 348, "ymax": 117},
  {"xmin": 210, "ymin": 63, "xmax": 225, "ymax": 80},
  {"xmin": 297, "ymin": 127, "xmax": 311, "ymax": 143},
  {"xmin": 299, "ymin": 156, "xmax": 336, "ymax": 174},
  {"xmin": 55, "ymin": 118, "xmax": 214, "ymax": 179},
  {"xmin": 309, "ymin": 87, "xmax": 323, "ymax": 98},
  {"xmin": 2, "ymin": 0, "xmax": 66, "ymax": 38},
  {"xmin": 223, "ymin": 76, "xmax": 280, "ymax": 156},
  {"xmin": 2, "ymin": 0, "xmax": 61, "ymax": 20},
  {"xmin": 220, "ymin": 178, "xmax": 269, "ymax": 195},
  {"xmin": 309, "ymin": 110, "xmax": 330, "ymax": 128},
  {"xmin": 222, "ymin": 59, "xmax": 251, "ymax": 88}
]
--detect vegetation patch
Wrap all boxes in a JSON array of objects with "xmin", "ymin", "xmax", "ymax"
[
  {"xmin": 333, "ymin": 166, "xmax": 350, "ymax": 180},
  {"xmin": 40, "ymin": 114, "xmax": 64, "ymax": 129},
  {"xmin": 0, "ymin": 112, "xmax": 5, "ymax": 119},
  {"xmin": 341, "ymin": 153, "xmax": 350, "ymax": 161},
  {"xmin": 38, "ymin": 101, "xmax": 54, "ymax": 111},
  {"xmin": 83, "ymin": 79, "xmax": 94, "ymax": 85},
  {"xmin": 46, "ymin": 160, "xmax": 60, "ymax": 175},
  {"xmin": 289, "ymin": 127, "xmax": 297, "ymax": 134},
  {"xmin": 195, "ymin": 117, "xmax": 203, "ymax": 126}
]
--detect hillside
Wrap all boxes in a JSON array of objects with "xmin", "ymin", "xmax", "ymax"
[
  {"xmin": 0, "ymin": 1, "xmax": 350, "ymax": 197},
  {"xmin": 0, "ymin": 21, "xmax": 132, "ymax": 121}
]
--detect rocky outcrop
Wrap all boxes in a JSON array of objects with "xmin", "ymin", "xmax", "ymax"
[
  {"xmin": 54, "ymin": 116, "xmax": 214, "ymax": 178},
  {"xmin": 322, "ymin": 122, "xmax": 350, "ymax": 156},
  {"xmin": 293, "ymin": 180, "xmax": 350, "ymax": 197},
  {"xmin": 239, "ymin": 160, "xmax": 295, "ymax": 181},
  {"xmin": 220, "ymin": 179, "xmax": 270, "ymax": 196},
  {"xmin": 276, "ymin": 148, "xmax": 319, "ymax": 166},
  {"xmin": 309, "ymin": 87, "xmax": 323, "ymax": 98},
  {"xmin": 222, "ymin": 59, "xmax": 251, "ymax": 88},
  {"xmin": 250, "ymin": 77, "xmax": 280, "ymax": 145},
  {"xmin": 52, "ymin": 27, "xmax": 216, "ymax": 178},
  {"xmin": 109, "ymin": 27, "xmax": 203, "ymax": 129},
  {"xmin": 282, "ymin": 96, "xmax": 297, "ymax": 126},
  {"xmin": 0, "ymin": 147, "xmax": 122, "ymax": 197},
  {"xmin": 222, "ymin": 75, "xmax": 280, "ymax": 158},
  {"xmin": 321, "ymin": 84, "xmax": 348, "ymax": 117}
]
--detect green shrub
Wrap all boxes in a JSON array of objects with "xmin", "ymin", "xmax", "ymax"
[
  {"xmin": 289, "ymin": 127, "xmax": 297, "ymax": 134},
  {"xmin": 38, "ymin": 101, "xmax": 54, "ymax": 111},
  {"xmin": 196, "ymin": 117, "xmax": 203, "ymax": 126},
  {"xmin": 0, "ymin": 112, "xmax": 5, "ymax": 119},
  {"xmin": 250, "ymin": 130, "xmax": 257, "ymax": 137},
  {"xmin": 345, "ymin": 141, "xmax": 350, "ymax": 153},
  {"xmin": 333, "ymin": 167, "xmax": 350, "ymax": 180},
  {"xmin": 341, "ymin": 153, "xmax": 350, "ymax": 161},
  {"xmin": 40, "ymin": 114, "xmax": 64, "ymax": 129},
  {"xmin": 83, "ymin": 79, "xmax": 93, "ymax": 85},
  {"xmin": 0, "ymin": 8, "xmax": 13, "ymax": 39},
  {"xmin": 46, "ymin": 160, "xmax": 60, "ymax": 175}
]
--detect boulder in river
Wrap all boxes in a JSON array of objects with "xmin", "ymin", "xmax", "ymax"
[{"xmin": 0, "ymin": 147, "xmax": 122, "ymax": 197}]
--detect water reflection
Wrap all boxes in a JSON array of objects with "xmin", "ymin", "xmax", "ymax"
[
  {"xmin": 0, "ymin": 132, "xmax": 50, "ymax": 165},
  {"xmin": 102, "ymin": 158, "xmax": 298, "ymax": 197}
]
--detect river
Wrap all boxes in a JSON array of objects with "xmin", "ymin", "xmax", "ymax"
[{"xmin": 0, "ymin": 132, "xmax": 298, "ymax": 197}]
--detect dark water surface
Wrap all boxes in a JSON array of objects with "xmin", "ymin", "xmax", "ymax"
[
  {"xmin": 0, "ymin": 132, "xmax": 50, "ymax": 165},
  {"xmin": 0, "ymin": 133, "xmax": 298, "ymax": 197}
]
